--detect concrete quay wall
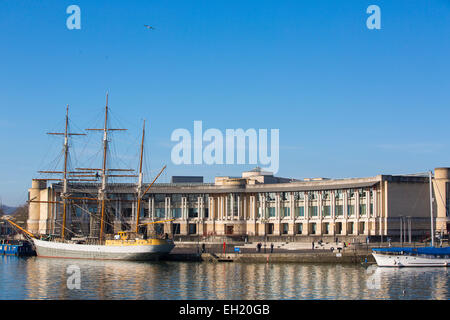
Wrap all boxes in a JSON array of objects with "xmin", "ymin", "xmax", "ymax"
[
  {"xmin": 201, "ymin": 252, "xmax": 375, "ymax": 264},
  {"xmin": 163, "ymin": 250, "xmax": 375, "ymax": 264}
]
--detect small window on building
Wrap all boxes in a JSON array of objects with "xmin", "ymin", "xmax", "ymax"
[
  {"xmin": 188, "ymin": 224, "xmax": 197, "ymax": 235},
  {"xmin": 324, "ymin": 222, "xmax": 330, "ymax": 234},
  {"xmin": 309, "ymin": 206, "xmax": 318, "ymax": 217},
  {"xmin": 155, "ymin": 208, "xmax": 165, "ymax": 218},
  {"xmin": 348, "ymin": 222, "xmax": 354, "ymax": 234},
  {"xmin": 347, "ymin": 205, "xmax": 354, "ymax": 217},
  {"xmin": 188, "ymin": 208, "xmax": 198, "ymax": 218},
  {"xmin": 269, "ymin": 207, "xmax": 276, "ymax": 217},
  {"xmin": 172, "ymin": 223, "xmax": 180, "ymax": 234},
  {"xmin": 296, "ymin": 206, "xmax": 305, "ymax": 217},
  {"xmin": 267, "ymin": 223, "xmax": 274, "ymax": 234},
  {"xmin": 294, "ymin": 192, "xmax": 305, "ymax": 200},
  {"xmin": 282, "ymin": 223, "xmax": 289, "ymax": 234},
  {"xmin": 310, "ymin": 223, "xmax": 316, "ymax": 234},
  {"xmin": 360, "ymin": 204, "xmax": 366, "ymax": 216},
  {"xmin": 172, "ymin": 208, "xmax": 181, "ymax": 218},
  {"xmin": 297, "ymin": 223, "xmax": 303, "ymax": 234}
]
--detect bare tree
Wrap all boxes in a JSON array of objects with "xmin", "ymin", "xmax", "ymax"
[{"xmin": 11, "ymin": 204, "xmax": 29, "ymax": 228}]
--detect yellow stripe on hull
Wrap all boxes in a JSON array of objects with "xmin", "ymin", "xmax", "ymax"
[{"xmin": 105, "ymin": 239, "xmax": 172, "ymax": 246}]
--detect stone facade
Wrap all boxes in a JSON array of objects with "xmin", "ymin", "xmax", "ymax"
[{"xmin": 27, "ymin": 167, "xmax": 450, "ymax": 239}]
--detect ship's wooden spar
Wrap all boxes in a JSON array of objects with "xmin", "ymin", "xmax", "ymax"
[
  {"xmin": 35, "ymin": 94, "xmax": 168, "ymax": 242},
  {"xmin": 134, "ymin": 165, "xmax": 167, "ymax": 231},
  {"xmin": 48, "ymin": 105, "xmax": 86, "ymax": 240},
  {"xmin": 4, "ymin": 219, "xmax": 37, "ymax": 239},
  {"xmin": 84, "ymin": 93, "xmax": 138, "ymax": 242},
  {"xmin": 134, "ymin": 119, "xmax": 167, "ymax": 233}
]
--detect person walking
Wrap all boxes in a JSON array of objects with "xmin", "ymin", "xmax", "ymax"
[
  {"xmin": 270, "ymin": 243, "xmax": 274, "ymax": 253},
  {"xmin": 312, "ymin": 241, "xmax": 315, "ymax": 250}
]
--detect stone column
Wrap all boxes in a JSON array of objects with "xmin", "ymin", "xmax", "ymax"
[
  {"xmin": 304, "ymin": 193, "xmax": 309, "ymax": 236},
  {"xmin": 165, "ymin": 197, "xmax": 171, "ymax": 219},
  {"xmin": 151, "ymin": 197, "xmax": 155, "ymax": 220},
  {"xmin": 435, "ymin": 168, "xmax": 450, "ymax": 234},
  {"xmin": 237, "ymin": 195, "xmax": 241, "ymax": 220}
]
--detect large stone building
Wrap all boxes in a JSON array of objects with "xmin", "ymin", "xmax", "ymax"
[{"xmin": 27, "ymin": 167, "xmax": 450, "ymax": 241}]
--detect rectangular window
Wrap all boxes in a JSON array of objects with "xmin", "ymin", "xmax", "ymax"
[
  {"xmin": 335, "ymin": 205, "xmax": 343, "ymax": 217},
  {"xmin": 188, "ymin": 208, "xmax": 198, "ymax": 218},
  {"xmin": 269, "ymin": 207, "xmax": 276, "ymax": 217},
  {"xmin": 204, "ymin": 208, "xmax": 209, "ymax": 218},
  {"xmin": 155, "ymin": 208, "xmax": 165, "ymax": 218},
  {"xmin": 322, "ymin": 206, "xmax": 331, "ymax": 217},
  {"xmin": 359, "ymin": 204, "xmax": 366, "ymax": 216},
  {"xmin": 283, "ymin": 207, "xmax": 290, "ymax": 217},
  {"xmin": 370, "ymin": 204, "xmax": 374, "ymax": 216},
  {"xmin": 347, "ymin": 205, "xmax": 354, "ymax": 216},
  {"xmin": 297, "ymin": 223, "xmax": 303, "ymax": 234},
  {"xmin": 296, "ymin": 207, "xmax": 305, "ymax": 217},
  {"xmin": 188, "ymin": 224, "xmax": 197, "ymax": 234},
  {"xmin": 311, "ymin": 223, "xmax": 316, "ymax": 234},
  {"xmin": 294, "ymin": 192, "xmax": 305, "ymax": 200},
  {"xmin": 171, "ymin": 208, "xmax": 181, "ymax": 218},
  {"xmin": 267, "ymin": 193, "xmax": 276, "ymax": 201},
  {"xmin": 172, "ymin": 223, "xmax": 180, "ymax": 234},
  {"xmin": 309, "ymin": 206, "xmax": 318, "ymax": 217},
  {"xmin": 282, "ymin": 223, "xmax": 289, "ymax": 234},
  {"xmin": 348, "ymin": 222, "xmax": 354, "ymax": 234}
]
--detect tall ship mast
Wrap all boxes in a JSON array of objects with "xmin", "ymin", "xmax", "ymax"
[{"xmin": 13, "ymin": 95, "xmax": 175, "ymax": 260}]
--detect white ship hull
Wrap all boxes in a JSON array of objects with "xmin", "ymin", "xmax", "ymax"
[
  {"xmin": 372, "ymin": 253, "xmax": 450, "ymax": 267},
  {"xmin": 32, "ymin": 239, "xmax": 175, "ymax": 261}
]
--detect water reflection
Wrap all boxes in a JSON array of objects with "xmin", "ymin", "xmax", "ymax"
[{"xmin": 0, "ymin": 256, "xmax": 449, "ymax": 300}]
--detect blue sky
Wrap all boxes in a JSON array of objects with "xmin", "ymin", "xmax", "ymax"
[{"xmin": 0, "ymin": 0, "xmax": 449, "ymax": 206}]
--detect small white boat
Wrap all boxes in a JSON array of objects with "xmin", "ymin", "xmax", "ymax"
[
  {"xmin": 372, "ymin": 171, "xmax": 450, "ymax": 267},
  {"xmin": 372, "ymin": 247, "xmax": 450, "ymax": 267}
]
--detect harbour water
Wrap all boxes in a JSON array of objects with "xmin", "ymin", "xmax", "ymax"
[{"xmin": 1, "ymin": 255, "xmax": 449, "ymax": 300}]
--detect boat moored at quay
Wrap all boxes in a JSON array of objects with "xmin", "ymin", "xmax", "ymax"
[
  {"xmin": 6, "ymin": 94, "xmax": 175, "ymax": 261},
  {"xmin": 372, "ymin": 247, "xmax": 450, "ymax": 267},
  {"xmin": 372, "ymin": 171, "xmax": 450, "ymax": 267}
]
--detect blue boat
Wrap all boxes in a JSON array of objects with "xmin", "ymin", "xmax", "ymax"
[{"xmin": 0, "ymin": 241, "xmax": 35, "ymax": 256}]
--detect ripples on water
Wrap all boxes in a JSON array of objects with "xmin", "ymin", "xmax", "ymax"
[{"xmin": 0, "ymin": 256, "xmax": 449, "ymax": 300}]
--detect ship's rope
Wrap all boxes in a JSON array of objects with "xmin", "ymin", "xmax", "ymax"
[
  {"xmin": 53, "ymin": 220, "xmax": 82, "ymax": 238},
  {"xmin": 71, "ymin": 202, "xmax": 116, "ymax": 229}
]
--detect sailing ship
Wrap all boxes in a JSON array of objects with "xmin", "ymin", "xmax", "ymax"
[
  {"xmin": 372, "ymin": 171, "xmax": 450, "ymax": 267},
  {"xmin": 9, "ymin": 94, "xmax": 175, "ymax": 260}
]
